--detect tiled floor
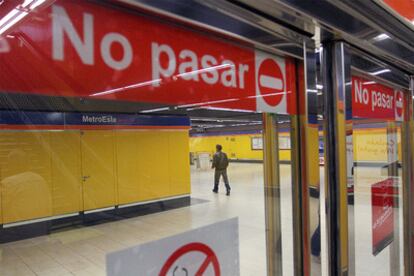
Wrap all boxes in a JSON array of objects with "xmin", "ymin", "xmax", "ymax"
[{"xmin": 0, "ymin": 163, "xmax": 404, "ymax": 276}]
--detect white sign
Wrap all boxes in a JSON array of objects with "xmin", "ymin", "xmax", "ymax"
[
  {"xmin": 251, "ymin": 137, "xmax": 263, "ymax": 150},
  {"xmin": 255, "ymin": 50, "xmax": 287, "ymax": 113},
  {"xmin": 106, "ymin": 218, "xmax": 239, "ymax": 276}
]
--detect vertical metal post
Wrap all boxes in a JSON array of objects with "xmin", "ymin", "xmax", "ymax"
[
  {"xmin": 290, "ymin": 113, "xmax": 302, "ymax": 276},
  {"xmin": 387, "ymin": 122, "xmax": 400, "ymax": 276},
  {"xmin": 290, "ymin": 42, "xmax": 320, "ymax": 276},
  {"xmin": 402, "ymin": 77, "xmax": 414, "ymax": 276},
  {"xmin": 322, "ymin": 41, "xmax": 351, "ymax": 276},
  {"xmin": 263, "ymin": 113, "xmax": 282, "ymax": 276}
]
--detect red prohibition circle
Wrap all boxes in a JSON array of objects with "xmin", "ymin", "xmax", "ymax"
[
  {"xmin": 395, "ymin": 90, "xmax": 403, "ymax": 118},
  {"xmin": 257, "ymin": 58, "xmax": 285, "ymax": 107},
  {"xmin": 159, "ymin": 242, "xmax": 221, "ymax": 276}
]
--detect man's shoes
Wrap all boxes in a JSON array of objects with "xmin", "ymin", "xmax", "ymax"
[
  {"xmin": 212, "ymin": 189, "xmax": 218, "ymax": 193},
  {"xmin": 226, "ymin": 190, "xmax": 230, "ymax": 196}
]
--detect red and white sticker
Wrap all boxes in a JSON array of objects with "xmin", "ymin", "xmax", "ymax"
[
  {"xmin": 352, "ymin": 76, "xmax": 405, "ymax": 121},
  {"xmin": 159, "ymin": 242, "xmax": 220, "ymax": 276},
  {"xmin": 395, "ymin": 90, "xmax": 404, "ymax": 121},
  {"xmin": 255, "ymin": 51, "xmax": 287, "ymax": 113}
]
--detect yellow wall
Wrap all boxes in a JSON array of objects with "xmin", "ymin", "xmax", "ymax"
[
  {"xmin": 0, "ymin": 129, "xmax": 190, "ymax": 224},
  {"xmin": 353, "ymin": 128, "xmax": 401, "ymax": 162},
  {"xmin": 50, "ymin": 131, "xmax": 83, "ymax": 215},
  {"xmin": 190, "ymin": 133, "xmax": 264, "ymax": 160},
  {"xmin": 190, "ymin": 128, "xmax": 402, "ymax": 164},
  {"xmin": 0, "ymin": 132, "xmax": 53, "ymax": 224},
  {"xmin": 189, "ymin": 133, "xmax": 291, "ymax": 161},
  {"xmin": 116, "ymin": 130, "xmax": 190, "ymax": 205}
]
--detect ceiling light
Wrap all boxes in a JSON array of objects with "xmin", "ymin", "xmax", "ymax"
[{"xmin": 373, "ymin": 33, "xmax": 390, "ymax": 41}]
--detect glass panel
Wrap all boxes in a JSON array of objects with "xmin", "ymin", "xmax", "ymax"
[
  {"xmin": 0, "ymin": 1, "xmax": 301, "ymax": 275},
  {"xmin": 350, "ymin": 75, "xmax": 406, "ymax": 275},
  {"xmin": 278, "ymin": 115, "xmax": 295, "ymax": 275}
]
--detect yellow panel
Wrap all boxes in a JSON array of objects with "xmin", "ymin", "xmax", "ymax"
[
  {"xmin": 190, "ymin": 135, "xmax": 230, "ymax": 158},
  {"xmin": 50, "ymin": 131, "xmax": 82, "ymax": 215},
  {"xmin": 116, "ymin": 131, "xmax": 141, "ymax": 205},
  {"xmin": 168, "ymin": 131, "xmax": 191, "ymax": 196},
  {"xmin": 279, "ymin": 150, "xmax": 291, "ymax": 161},
  {"xmin": 353, "ymin": 128, "xmax": 387, "ymax": 162},
  {"xmin": 1, "ymin": 132, "xmax": 53, "ymax": 223},
  {"xmin": 306, "ymin": 127, "xmax": 320, "ymax": 188},
  {"xmin": 81, "ymin": 130, "xmax": 116, "ymax": 211},
  {"xmin": 138, "ymin": 131, "xmax": 170, "ymax": 201}
]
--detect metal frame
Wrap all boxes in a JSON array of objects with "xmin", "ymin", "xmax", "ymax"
[
  {"xmin": 263, "ymin": 113, "xmax": 283, "ymax": 276},
  {"xmin": 402, "ymin": 77, "xmax": 414, "ymax": 276},
  {"xmin": 114, "ymin": 0, "xmax": 311, "ymax": 60},
  {"xmin": 322, "ymin": 41, "xmax": 351, "ymax": 275},
  {"xmin": 289, "ymin": 41, "xmax": 320, "ymax": 276}
]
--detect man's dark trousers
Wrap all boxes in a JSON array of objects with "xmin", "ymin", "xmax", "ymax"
[{"xmin": 214, "ymin": 169, "xmax": 231, "ymax": 191}]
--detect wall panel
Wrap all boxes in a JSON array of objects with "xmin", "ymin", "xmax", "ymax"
[
  {"xmin": 0, "ymin": 132, "xmax": 53, "ymax": 223},
  {"xmin": 116, "ymin": 131, "xmax": 141, "ymax": 205},
  {"xmin": 50, "ymin": 131, "xmax": 82, "ymax": 215},
  {"xmin": 168, "ymin": 131, "xmax": 191, "ymax": 196},
  {"xmin": 138, "ymin": 131, "xmax": 171, "ymax": 201}
]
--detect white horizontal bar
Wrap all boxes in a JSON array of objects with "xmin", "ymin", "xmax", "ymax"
[
  {"xmin": 84, "ymin": 206, "xmax": 116, "ymax": 214},
  {"xmin": 3, "ymin": 212, "xmax": 79, "ymax": 228},
  {"xmin": 259, "ymin": 75, "xmax": 283, "ymax": 90}
]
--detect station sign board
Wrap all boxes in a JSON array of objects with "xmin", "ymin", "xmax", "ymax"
[
  {"xmin": 352, "ymin": 76, "xmax": 404, "ymax": 121},
  {"xmin": 371, "ymin": 178, "xmax": 394, "ymax": 256},
  {"xmin": 0, "ymin": 110, "xmax": 190, "ymax": 130},
  {"xmin": 106, "ymin": 218, "xmax": 239, "ymax": 276},
  {"xmin": 0, "ymin": 0, "xmax": 296, "ymax": 115}
]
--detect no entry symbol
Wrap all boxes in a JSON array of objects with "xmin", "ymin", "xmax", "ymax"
[
  {"xmin": 159, "ymin": 242, "xmax": 221, "ymax": 276},
  {"xmin": 257, "ymin": 58, "xmax": 285, "ymax": 106},
  {"xmin": 395, "ymin": 90, "xmax": 403, "ymax": 121}
]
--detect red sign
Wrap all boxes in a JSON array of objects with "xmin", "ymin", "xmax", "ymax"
[
  {"xmin": 395, "ymin": 90, "xmax": 404, "ymax": 121},
  {"xmin": 159, "ymin": 242, "xmax": 220, "ymax": 276},
  {"xmin": 257, "ymin": 58, "xmax": 284, "ymax": 106},
  {"xmin": 352, "ymin": 76, "xmax": 404, "ymax": 121},
  {"xmin": 0, "ymin": 0, "xmax": 296, "ymax": 114},
  {"xmin": 383, "ymin": 0, "xmax": 414, "ymax": 21},
  {"xmin": 371, "ymin": 178, "xmax": 394, "ymax": 256}
]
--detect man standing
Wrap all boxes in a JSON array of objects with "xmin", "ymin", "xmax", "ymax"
[{"xmin": 212, "ymin": 144, "xmax": 231, "ymax": 196}]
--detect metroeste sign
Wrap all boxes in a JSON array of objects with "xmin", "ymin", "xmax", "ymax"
[
  {"xmin": 0, "ymin": 0, "xmax": 296, "ymax": 114},
  {"xmin": 352, "ymin": 76, "xmax": 404, "ymax": 121}
]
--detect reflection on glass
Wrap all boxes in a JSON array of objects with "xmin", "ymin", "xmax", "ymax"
[{"xmin": 352, "ymin": 121, "xmax": 404, "ymax": 276}]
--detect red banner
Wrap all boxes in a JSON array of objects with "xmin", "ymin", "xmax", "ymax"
[
  {"xmin": 383, "ymin": 0, "xmax": 414, "ymax": 21},
  {"xmin": 371, "ymin": 178, "xmax": 394, "ymax": 256},
  {"xmin": 352, "ymin": 76, "xmax": 404, "ymax": 121},
  {"xmin": 0, "ymin": 0, "xmax": 296, "ymax": 114}
]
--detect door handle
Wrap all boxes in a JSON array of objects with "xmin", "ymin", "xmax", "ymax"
[{"xmin": 82, "ymin": 175, "xmax": 90, "ymax": 182}]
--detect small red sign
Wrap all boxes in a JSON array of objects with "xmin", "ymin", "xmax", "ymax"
[
  {"xmin": 352, "ymin": 76, "xmax": 405, "ymax": 121},
  {"xmin": 159, "ymin": 242, "xmax": 221, "ymax": 276},
  {"xmin": 371, "ymin": 178, "xmax": 394, "ymax": 256},
  {"xmin": 395, "ymin": 90, "xmax": 404, "ymax": 121},
  {"xmin": 257, "ymin": 58, "xmax": 285, "ymax": 106}
]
